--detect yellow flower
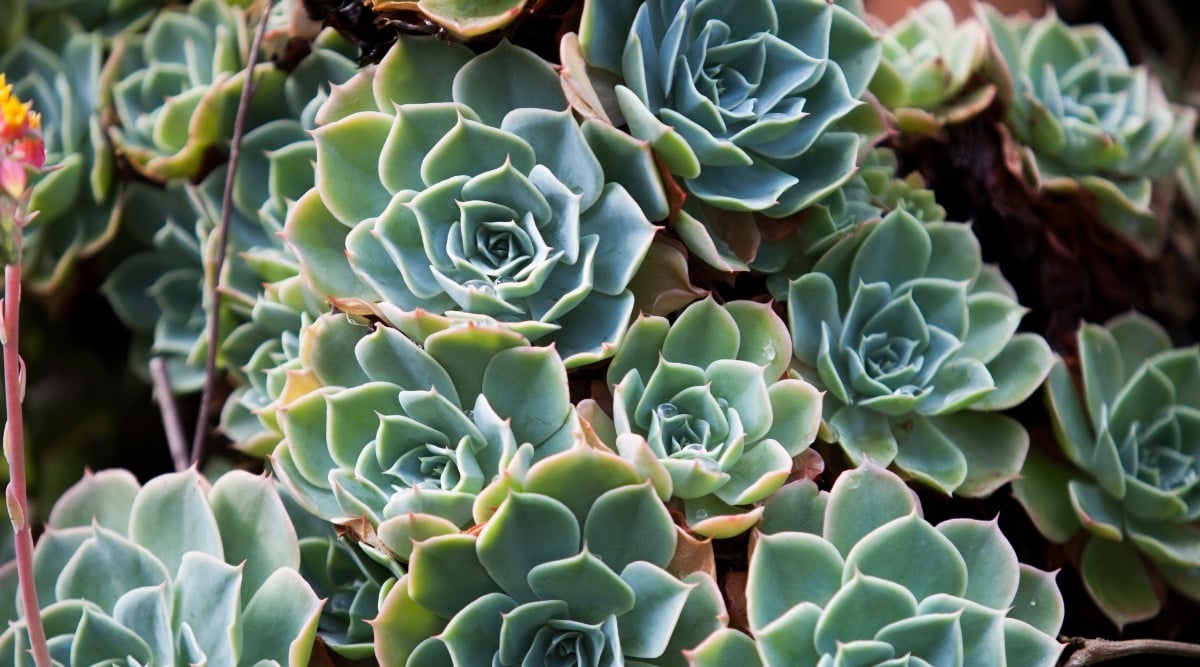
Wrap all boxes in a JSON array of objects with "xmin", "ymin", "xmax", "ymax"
[{"xmin": 0, "ymin": 73, "xmax": 44, "ymax": 199}]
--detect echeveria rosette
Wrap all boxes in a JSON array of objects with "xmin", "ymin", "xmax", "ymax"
[
  {"xmin": 1014, "ymin": 313, "xmax": 1200, "ymax": 627},
  {"xmin": 870, "ymin": 0, "xmax": 994, "ymax": 133},
  {"xmin": 282, "ymin": 488, "xmax": 401, "ymax": 659},
  {"xmin": 106, "ymin": 0, "xmax": 250, "ymax": 180},
  {"xmin": 372, "ymin": 443, "xmax": 728, "ymax": 666},
  {"xmin": 687, "ymin": 461, "xmax": 1065, "ymax": 667},
  {"xmin": 104, "ymin": 35, "xmax": 354, "ymax": 394},
  {"xmin": 981, "ymin": 7, "xmax": 1197, "ymax": 257},
  {"xmin": 103, "ymin": 126, "xmax": 296, "ymax": 393},
  {"xmin": 288, "ymin": 36, "xmax": 663, "ymax": 368},
  {"xmin": 106, "ymin": 0, "xmax": 354, "ymax": 180},
  {"xmin": 757, "ymin": 147, "xmax": 945, "ymax": 299},
  {"xmin": 788, "ymin": 208, "xmax": 1054, "ymax": 496},
  {"xmin": 271, "ymin": 311, "xmax": 578, "ymax": 538},
  {"xmin": 0, "ymin": 29, "xmax": 119, "ymax": 292},
  {"xmin": 0, "ymin": 468, "xmax": 322, "ymax": 666},
  {"xmin": 575, "ymin": 0, "xmax": 881, "ymax": 271},
  {"xmin": 586, "ymin": 298, "xmax": 821, "ymax": 539}
]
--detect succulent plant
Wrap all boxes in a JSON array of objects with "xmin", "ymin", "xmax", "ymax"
[
  {"xmin": 572, "ymin": 0, "xmax": 881, "ymax": 270},
  {"xmin": 288, "ymin": 35, "xmax": 664, "ymax": 367},
  {"xmin": 0, "ymin": 29, "xmax": 119, "ymax": 291},
  {"xmin": 757, "ymin": 147, "xmax": 945, "ymax": 298},
  {"xmin": 581, "ymin": 298, "xmax": 822, "ymax": 538},
  {"xmin": 102, "ymin": 144, "xmax": 287, "ymax": 393},
  {"xmin": 1014, "ymin": 313, "xmax": 1200, "ymax": 626},
  {"xmin": 105, "ymin": 0, "xmax": 253, "ymax": 180},
  {"xmin": 371, "ymin": 442, "xmax": 728, "ymax": 666},
  {"xmin": 980, "ymin": 6, "xmax": 1197, "ymax": 257},
  {"xmin": 103, "ymin": 31, "xmax": 355, "ymax": 392},
  {"xmin": 687, "ymin": 461, "xmax": 1065, "ymax": 667},
  {"xmin": 102, "ymin": 180, "xmax": 213, "ymax": 390},
  {"xmin": 788, "ymin": 208, "xmax": 1054, "ymax": 495},
  {"xmin": 271, "ymin": 310, "xmax": 579, "ymax": 536},
  {"xmin": 106, "ymin": 0, "xmax": 354, "ymax": 181},
  {"xmin": 870, "ymin": 0, "xmax": 994, "ymax": 133},
  {"xmin": 0, "ymin": 468, "xmax": 322, "ymax": 666},
  {"xmin": 282, "ymin": 489, "xmax": 400, "ymax": 659}
]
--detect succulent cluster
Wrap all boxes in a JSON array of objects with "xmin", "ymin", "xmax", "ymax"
[
  {"xmin": 572, "ymin": 0, "xmax": 881, "ymax": 271},
  {"xmin": 372, "ymin": 443, "xmax": 728, "ymax": 666},
  {"xmin": 689, "ymin": 462, "xmax": 1065, "ymax": 666},
  {"xmin": 104, "ymin": 29, "xmax": 356, "ymax": 392},
  {"xmin": 0, "ymin": 469, "xmax": 321, "ymax": 666},
  {"xmin": 1015, "ymin": 313, "xmax": 1200, "ymax": 626},
  {"xmin": 10, "ymin": 0, "xmax": 1200, "ymax": 663}
]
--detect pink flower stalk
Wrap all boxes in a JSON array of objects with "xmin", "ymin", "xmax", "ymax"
[{"xmin": 0, "ymin": 71, "xmax": 50, "ymax": 667}]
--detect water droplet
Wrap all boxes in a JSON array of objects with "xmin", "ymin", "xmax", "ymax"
[
  {"xmin": 656, "ymin": 403, "xmax": 679, "ymax": 419},
  {"xmin": 463, "ymin": 279, "xmax": 497, "ymax": 296},
  {"xmin": 761, "ymin": 342, "xmax": 776, "ymax": 362},
  {"xmin": 463, "ymin": 409, "xmax": 475, "ymax": 419},
  {"xmin": 1030, "ymin": 600, "xmax": 1037, "ymax": 607},
  {"xmin": 694, "ymin": 510, "xmax": 709, "ymax": 520}
]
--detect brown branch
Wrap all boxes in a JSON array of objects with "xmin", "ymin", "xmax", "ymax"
[
  {"xmin": 1063, "ymin": 636, "xmax": 1200, "ymax": 666},
  {"xmin": 149, "ymin": 357, "xmax": 189, "ymax": 472},
  {"xmin": 191, "ymin": 0, "xmax": 273, "ymax": 466}
]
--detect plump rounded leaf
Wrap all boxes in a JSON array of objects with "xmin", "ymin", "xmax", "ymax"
[
  {"xmin": 239, "ymin": 568, "xmax": 323, "ymax": 667},
  {"xmin": 1080, "ymin": 537, "xmax": 1161, "ymax": 628},
  {"xmin": 584, "ymin": 482, "xmax": 677, "ymax": 572},
  {"xmin": 46, "ymin": 470, "xmax": 139, "ymax": 532},
  {"xmin": 747, "ymin": 532, "xmax": 844, "ymax": 631},
  {"xmin": 824, "ymin": 462, "xmax": 916, "ymax": 556},
  {"xmin": 842, "ymin": 514, "xmax": 969, "ymax": 601},
  {"xmin": 937, "ymin": 518, "xmax": 1020, "ymax": 609},
  {"xmin": 127, "ymin": 470, "xmax": 223, "ymax": 577},
  {"xmin": 477, "ymin": 491, "xmax": 582, "ymax": 601},
  {"xmin": 814, "ymin": 574, "xmax": 918, "ymax": 653},
  {"xmin": 208, "ymin": 471, "xmax": 299, "ymax": 601}
]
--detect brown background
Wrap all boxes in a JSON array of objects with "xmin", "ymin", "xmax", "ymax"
[{"xmin": 864, "ymin": 0, "xmax": 1047, "ymax": 23}]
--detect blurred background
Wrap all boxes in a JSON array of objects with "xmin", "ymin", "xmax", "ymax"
[{"xmin": 866, "ymin": 0, "xmax": 1200, "ymax": 104}]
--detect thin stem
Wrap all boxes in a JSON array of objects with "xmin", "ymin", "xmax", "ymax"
[
  {"xmin": 190, "ymin": 0, "xmax": 273, "ymax": 466},
  {"xmin": 3, "ymin": 263, "xmax": 50, "ymax": 666},
  {"xmin": 1064, "ymin": 637, "xmax": 1200, "ymax": 666},
  {"xmin": 150, "ymin": 357, "xmax": 189, "ymax": 472}
]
